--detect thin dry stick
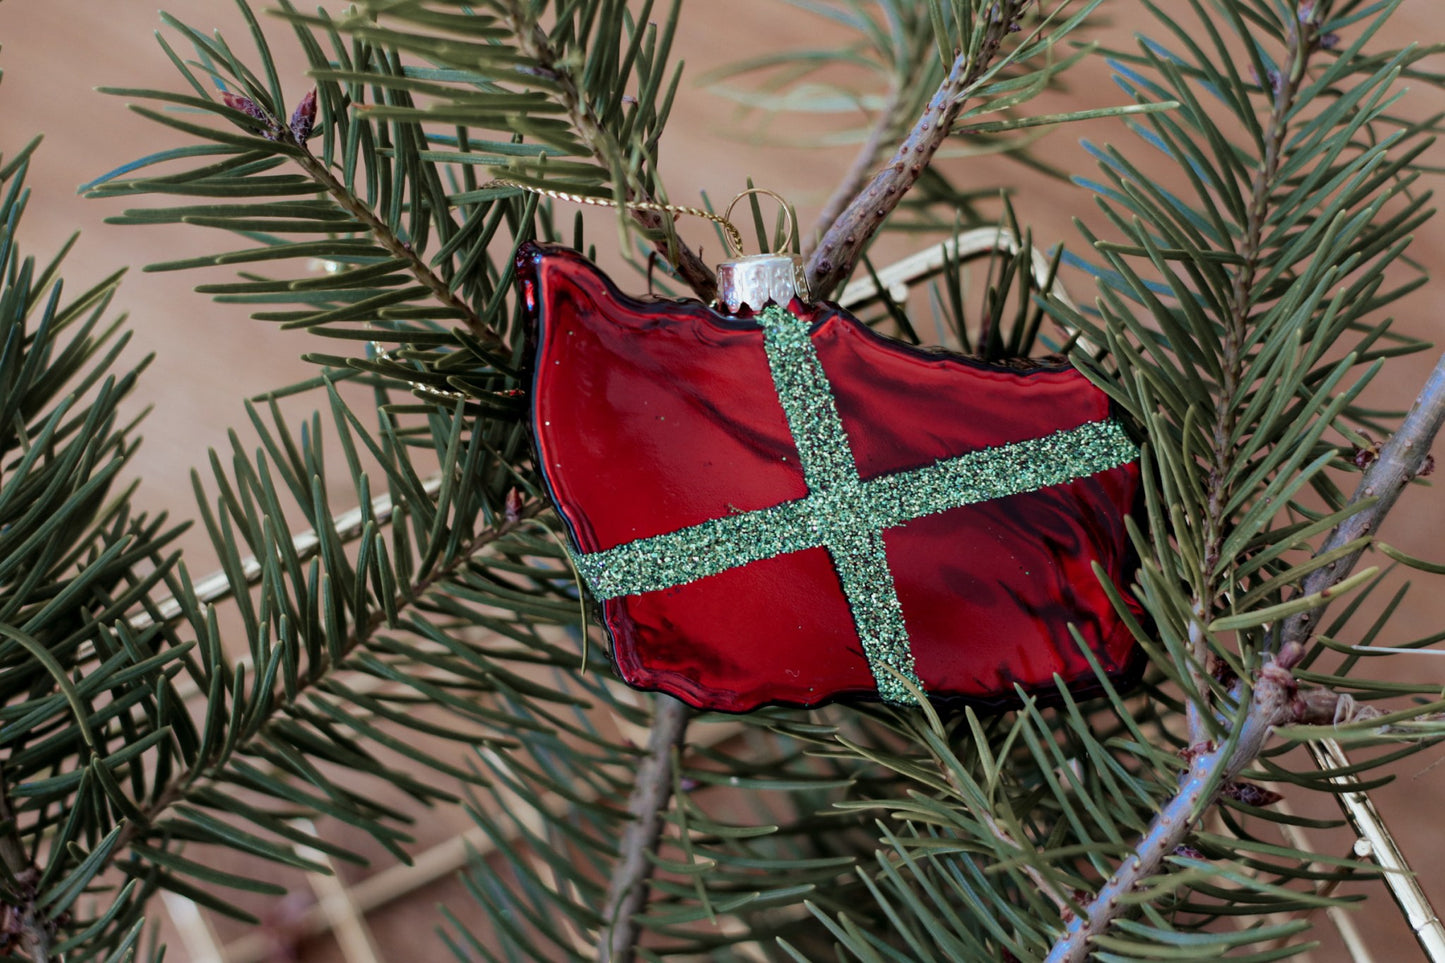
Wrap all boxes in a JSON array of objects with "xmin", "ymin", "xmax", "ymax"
[
  {"xmin": 1045, "ymin": 348, "xmax": 1445, "ymax": 963},
  {"xmin": 292, "ymin": 820, "xmax": 384, "ymax": 963},
  {"xmin": 835, "ymin": 226, "xmax": 1081, "ymax": 316},
  {"xmin": 1264, "ymin": 803, "xmax": 1373, "ymax": 961},
  {"xmin": 1309, "ymin": 740, "xmax": 1445, "ymax": 959},
  {"xmin": 159, "ymin": 891, "xmax": 225, "ymax": 963}
]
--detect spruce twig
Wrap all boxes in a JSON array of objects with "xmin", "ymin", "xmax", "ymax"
[
  {"xmin": 498, "ymin": 0, "xmax": 719, "ymax": 302},
  {"xmin": 286, "ymin": 145, "xmax": 509, "ymax": 357},
  {"xmin": 1046, "ymin": 346, "xmax": 1445, "ymax": 962},
  {"xmin": 975, "ymin": 793, "xmax": 1074, "ymax": 916},
  {"xmin": 109, "ymin": 498, "xmax": 547, "ymax": 866},
  {"xmin": 1189, "ymin": 4, "xmax": 1322, "ymax": 744},
  {"xmin": 598, "ymin": 694, "xmax": 692, "ymax": 963}
]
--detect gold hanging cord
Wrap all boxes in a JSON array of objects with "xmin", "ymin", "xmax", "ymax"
[
  {"xmin": 487, "ymin": 179, "xmax": 800, "ymax": 258},
  {"xmin": 371, "ymin": 181, "xmax": 798, "ymax": 402}
]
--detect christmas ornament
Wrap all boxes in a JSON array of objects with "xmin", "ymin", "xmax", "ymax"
[{"xmin": 516, "ymin": 232, "xmax": 1144, "ymax": 713}]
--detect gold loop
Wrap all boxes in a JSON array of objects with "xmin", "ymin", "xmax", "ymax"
[
  {"xmin": 722, "ymin": 188, "xmax": 797, "ymax": 258},
  {"xmin": 486, "ymin": 178, "xmax": 745, "ymax": 257}
]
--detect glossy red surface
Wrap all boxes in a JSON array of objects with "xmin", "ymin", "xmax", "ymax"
[{"xmin": 518, "ymin": 242, "xmax": 1144, "ymax": 712}]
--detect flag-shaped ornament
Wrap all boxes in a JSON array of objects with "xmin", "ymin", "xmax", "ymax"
[{"xmin": 517, "ymin": 241, "xmax": 1144, "ymax": 713}]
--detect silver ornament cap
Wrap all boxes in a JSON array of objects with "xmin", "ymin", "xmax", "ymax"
[
  {"xmin": 717, "ymin": 252, "xmax": 810, "ymax": 315},
  {"xmin": 713, "ymin": 187, "xmax": 811, "ymax": 315}
]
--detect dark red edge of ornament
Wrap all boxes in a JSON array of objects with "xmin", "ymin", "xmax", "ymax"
[{"xmin": 514, "ymin": 240, "xmax": 1149, "ymax": 715}]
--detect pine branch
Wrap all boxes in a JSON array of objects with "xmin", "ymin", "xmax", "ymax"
[
  {"xmin": 961, "ymin": 772, "xmax": 1075, "ymax": 917},
  {"xmin": 498, "ymin": 0, "xmax": 718, "ymax": 301},
  {"xmin": 108, "ymin": 495, "xmax": 548, "ymax": 872},
  {"xmin": 1044, "ymin": 670, "xmax": 1293, "ymax": 963},
  {"xmin": 1046, "ymin": 345, "xmax": 1445, "ymax": 961},
  {"xmin": 125, "ymin": 476, "xmax": 445, "ymax": 634},
  {"xmin": 1189, "ymin": 4, "xmax": 1323, "ymax": 743},
  {"xmin": 598, "ymin": 694, "xmax": 691, "ymax": 963},
  {"xmin": 188, "ymin": 75, "xmax": 513, "ymax": 359},
  {"xmin": 805, "ymin": 0, "xmax": 1028, "ymax": 299},
  {"xmin": 288, "ymin": 144, "xmax": 508, "ymax": 356}
]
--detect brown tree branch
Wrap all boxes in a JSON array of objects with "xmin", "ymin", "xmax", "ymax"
[
  {"xmin": 597, "ymin": 694, "xmax": 692, "ymax": 963},
  {"xmin": 804, "ymin": 53, "xmax": 972, "ymax": 301},
  {"xmin": 804, "ymin": 2, "xmax": 1025, "ymax": 300},
  {"xmin": 804, "ymin": 81, "xmax": 907, "ymax": 257}
]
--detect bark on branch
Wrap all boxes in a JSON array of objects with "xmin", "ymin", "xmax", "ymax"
[
  {"xmin": 0, "ymin": 773, "xmax": 49, "ymax": 963},
  {"xmin": 597, "ymin": 695, "xmax": 692, "ymax": 963},
  {"xmin": 1274, "ymin": 350, "xmax": 1445, "ymax": 664},
  {"xmin": 805, "ymin": 82, "xmax": 907, "ymax": 256},
  {"xmin": 1045, "ymin": 673, "xmax": 1293, "ymax": 963},
  {"xmin": 804, "ymin": 53, "xmax": 972, "ymax": 301}
]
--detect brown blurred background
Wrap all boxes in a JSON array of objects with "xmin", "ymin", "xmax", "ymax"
[{"xmin": 0, "ymin": 1, "xmax": 1442, "ymax": 960}]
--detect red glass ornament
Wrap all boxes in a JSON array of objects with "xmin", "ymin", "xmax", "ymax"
[{"xmin": 518, "ymin": 242, "xmax": 1144, "ymax": 713}]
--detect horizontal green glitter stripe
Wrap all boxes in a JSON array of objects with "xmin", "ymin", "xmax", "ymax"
[
  {"xmin": 573, "ymin": 416, "xmax": 1137, "ymax": 600},
  {"xmin": 570, "ymin": 304, "xmax": 1138, "ymax": 706}
]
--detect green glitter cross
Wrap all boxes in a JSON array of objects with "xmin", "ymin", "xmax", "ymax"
[{"xmin": 573, "ymin": 305, "xmax": 1138, "ymax": 705}]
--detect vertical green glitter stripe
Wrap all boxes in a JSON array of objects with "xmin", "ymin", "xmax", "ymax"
[
  {"xmin": 755, "ymin": 306, "xmax": 924, "ymax": 705},
  {"xmin": 826, "ymin": 527, "xmax": 922, "ymax": 704},
  {"xmin": 754, "ymin": 307, "xmax": 860, "ymax": 493}
]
